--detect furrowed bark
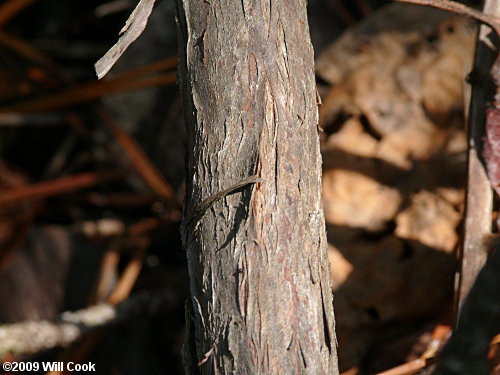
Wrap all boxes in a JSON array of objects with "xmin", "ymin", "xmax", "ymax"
[{"xmin": 175, "ymin": 1, "xmax": 338, "ymax": 374}]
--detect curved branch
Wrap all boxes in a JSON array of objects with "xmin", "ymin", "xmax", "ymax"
[{"xmin": 395, "ymin": 0, "xmax": 500, "ymax": 36}]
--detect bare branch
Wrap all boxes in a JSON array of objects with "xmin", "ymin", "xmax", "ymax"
[
  {"xmin": 0, "ymin": 290, "xmax": 175, "ymax": 358},
  {"xmin": 395, "ymin": 0, "xmax": 500, "ymax": 35}
]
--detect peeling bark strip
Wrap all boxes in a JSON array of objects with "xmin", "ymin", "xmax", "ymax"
[
  {"xmin": 95, "ymin": 0, "xmax": 157, "ymax": 79},
  {"xmin": 175, "ymin": 1, "xmax": 338, "ymax": 374}
]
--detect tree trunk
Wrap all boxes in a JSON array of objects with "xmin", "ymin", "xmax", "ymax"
[{"xmin": 175, "ymin": 1, "xmax": 338, "ymax": 374}]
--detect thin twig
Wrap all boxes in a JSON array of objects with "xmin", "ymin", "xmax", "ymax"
[
  {"xmin": 375, "ymin": 358, "xmax": 430, "ymax": 375},
  {"xmin": 188, "ymin": 175, "xmax": 262, "ymax": 228},
  {"xmin": 455, "ymin": 0, "xmax": 500, "ymax": 312},
  {"xmin": 0, "ymin": 0, "xmax": 38, "ymax": 27},
  {"xmin": 86, "ymin": 192, "xmax": 157, "ymax": 208},
  {"xmin": 127, "ymin": 217, "xmax": 162, "ymax": 236},
  {"xmin": 98, "ymin": 109, "xmax": 177, "ymax": 202},
  {"xmin": 0, "ymin": 30, "xmax": 58, "ymax": 72},
  {"xmin": 105, "ymin": 56, "xmax": 177, "ymax": 82},
  {"xmin": 395, "ymin": 0, "xmax": 500, "ymax": 35},
  {"xmin": 107, "ymin": 238, "xmax": 150, "ymax": 305},
  {"xmin": 0, "ymin": 170, "xmax": 124, "ymax": 207},
  {"xmin": 88, "ymin": 238, "xmax": 122, "ymax": 304},
  {"xmin": 0, "ymin": 290, "xmax": 176, "ymax": 359},
  {"xmin": 0, "ymin": 304, "xmax": 115, "ymax": 358},
  {"xmin": 0, "ymin": 71, "xmax": 175, "ymax": 114},
  {"xmin": 47, "ymin": 237, "xmax": 153, "ymax": 375},
  {"xmin": 42, "ymin": 133, "xmax": 79, "ymax": 179},
  {"xmin": 340, "ymin": 367, "xmax": 359, "ymax": 375},
  {"xmin": 421, "ymin": 324, "xmax": 451, "ymax": 359}
]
